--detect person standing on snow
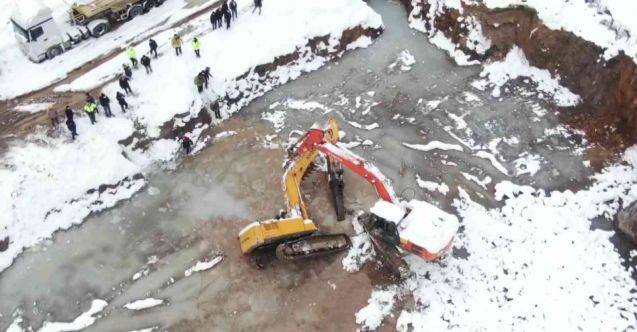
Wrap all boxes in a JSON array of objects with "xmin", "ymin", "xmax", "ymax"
[
  {"xmin": 230, "ymin": 0, "xmax": 238, "ymax": 19},
  {"xmin": 211, "ymin": 97, "xmax": 222, "ymax": 119},
  {"xmin": 116, "ymin": 91, "xmax": 129, "ymax": 113},
  {"xmin": 85, "ymin": 92, "xmax": 99, "ymax": 114},
  {"xmin": 127, "ymin": 46, "xmax": 138, "ymax": 68},
  {"xmin": 149, "ymin": 38, "xmax": 158, "ymax": 58},
  {"xmin": 252, "ymin": 0, "xmax": 262, "ymax": 15},
  {"xmin": 223, "ymin": 8, "xmax": 231, "ymax": 29},
  {"xmin": 47, "ymin": 104, "xmax": 59, "ymax": 127},
  {"xmin": 119, "ymin": 75, "xmax": 132, "ymax": 95},
  {"xmin": 84, "ymin": 102, "xmax": 97, "ymax": 125},
  {"xmin": 123, "ymin": 63, "xmax": 133, "ymax": 79},
  {"xmin": 65, "ymin": 106, "xmax": 78, "ymax": 140},
  {"xmin": 210, "ymin": 9, "xmax": 218, "ymax": 30},
  {"xmin": 217, "ymin": 9, "xmax": 223, "ymax": 28},
  {"xmin": 200, "ymin": 67, "xmax": 212, "ymax": 89},
  {"xmin": 192, "ymin": 38, "xmax": 201, "ymax": 57},
  {"xmin": 194, "ymin": 73, "xmax": 205, "ymax": 93},
  {"xmin": 171, "ymin": 34, "xmax": 183, "ymax": 55},
  {"xmin": 180, "ymin": 135, "xmax": 193, "ymax": 154},
  {"xmin": 99, "ymin": 93, "xmax": 113, "ymax": 117},
  {"xmin": 141, "ymin": 55, "xmax": 153, "ymax": 74}
]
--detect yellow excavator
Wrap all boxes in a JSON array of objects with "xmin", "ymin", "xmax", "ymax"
[{"xmin": 238, "ymin": 118, "xmax": 458, "ymax": 262}]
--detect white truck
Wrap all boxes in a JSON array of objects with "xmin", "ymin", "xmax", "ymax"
[{"xmin": 10, "ymin": 0, "xmax": 166, "ymax": 62}]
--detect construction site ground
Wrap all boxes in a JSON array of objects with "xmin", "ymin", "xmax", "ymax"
[{"xmin": 1, "ymin": 0, "xmax": 634, "ymax": 331}]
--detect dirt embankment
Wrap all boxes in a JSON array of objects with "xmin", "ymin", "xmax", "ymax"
[{"xmin": 402, "ymin": 0, "xmax": 637, "ymax": 153}]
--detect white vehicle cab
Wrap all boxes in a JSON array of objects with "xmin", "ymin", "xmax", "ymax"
[{"xmin": 11, "ymin": 1, "xmax": 69, "ymax": 62}]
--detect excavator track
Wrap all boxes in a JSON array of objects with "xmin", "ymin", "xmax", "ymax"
[{"xmin": 275, "ymin": 233, "xmax": 351, "ymax": 260}]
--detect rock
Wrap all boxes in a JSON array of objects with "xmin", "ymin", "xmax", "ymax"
[{"xmin": 617, "ymin": 201, "xmax": 637, "ymax": 244}]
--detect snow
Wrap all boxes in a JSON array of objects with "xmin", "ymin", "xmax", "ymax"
[
  {"xmin": 386, "ymin": 147, "xmax": 637, "ymax": 331},
  {"xmin": 475, "ymin": 46, "xmax": 581, "ymax": 107},
  {"xmin": 13, "ymin": 102, "xmax": 51, "ymax": 113},
  {"xmin": 347, "ymin": 121, "xmax": 380, "ymax": 130},
  {"xmin": 262, "ymin": 110, "xmax": 286, "ymax": 132},
  {"xmin": 513, "ymin": 153, "xmax": 543, "ymax": 176},
  {"xmin": 475, "ymin": 150, "xmax": 509, "ymax": 175},
  {"xmin": 0, "ymin": 0, "xmax": 217, "ymax": 99},
  {"xmin": 399, "ymin": 199, "xmax": 459, "ymax": 254},
  {"xmin": 123, "ymin": 298, "xmax": 164, "ymax": 311},
  {"xmin": 461, "ymin": 171, "xmax": 492, "ymax": 190},
  {"xmin": 0, "ymin": 0, "xmax": 383, "ymax": 273},
  {"xmin": 388, "ymin": 49, "xmax": 416, "ymax": 72},
  {"xmin": 342, "ymin": 214, "xmax": 376, "ymax": 272},
  {"xmin": 355, "ymin": 286, "xmax": 399, "ymax": 330},
  {"xmin": 346, "ymin": 35, "xmax": 373, "ymax": 50},
  {"xmin": 415, "ymin": 174, "xmax": 449, "ymax": 195},
  {"xmin": 0, "ymin": 121, "xmax": 144, "ymax": 272},
  {"xmin": 370, "ymin": 200, "xmax": 406, "ymax": 223},
  {"xmin": 38, "ymin": 299, "xmax": 107, "ymax": 332},
  {"xmin": 184, "ymin": 255, "xmax": 223, "ymax": 277},
  {"xmin": 402, "ymin": 141, "xmax": 463, "ymax": 152}
]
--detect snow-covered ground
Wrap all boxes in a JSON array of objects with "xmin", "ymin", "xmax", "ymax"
[
  {"xmin": 0, "ymin": 0, "xmax": 383, "ymax": 273},
  {"xmin": 0, "ymin": 0, "xmax": 215, "ymax": 99}
]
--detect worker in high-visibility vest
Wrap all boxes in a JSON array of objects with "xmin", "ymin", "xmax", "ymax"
[
  {"xmin": 127, "ymin": 46, "xmax": 138, "ymax": 68},
  {"xmin": 84, "ymin": 102, "xmax": 97, "ymax": 125},
  {"xmin": 192, "ymin": 38, "xmax": 201, "ymax": 58}
]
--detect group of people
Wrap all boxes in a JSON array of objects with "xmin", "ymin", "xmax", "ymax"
[
  {"xmin": 211, "ymin": 0, "xmax": 238, "ymax": 30},
  {"xmin": 46, "ymin": 0, "xmax": 272, "ymax": 150}
]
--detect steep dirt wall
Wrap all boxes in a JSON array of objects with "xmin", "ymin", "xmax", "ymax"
[{"xmin": 402, "ymin": 0, "xmax": 637, "ymax": 149}]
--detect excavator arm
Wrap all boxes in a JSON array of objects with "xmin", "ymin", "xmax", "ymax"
[{"xmin": 238, "ymin": 118, "xmax": 457, "ymax": 262}]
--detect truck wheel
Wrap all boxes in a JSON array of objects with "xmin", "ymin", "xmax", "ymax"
[
  {"xmin": 127, "ymin": 5, "xmax": 143, "ymax": 20},
  {"xmin": 143, "ymin": 0, "xmax": 154, "ymax": 12},
  {"xmin": 47, "ymin": 46, "xmax": 63, "ymax": 59},
  {"xmin": 154, "ymin": 0, "xmax": 165, "ymax": 6},
  {"xmin": 91, "ymin": 22, "xmax": 109, "ymax": 37}
]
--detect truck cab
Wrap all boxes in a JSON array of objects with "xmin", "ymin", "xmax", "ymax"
[{"xmin": 10, "ymin": 2, "xmax": 71, "ymax": 62}]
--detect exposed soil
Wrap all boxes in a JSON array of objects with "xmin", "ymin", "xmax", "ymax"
[{"xmin": 402, "ymin": 0, "xmax": 637, "ymax": 156}]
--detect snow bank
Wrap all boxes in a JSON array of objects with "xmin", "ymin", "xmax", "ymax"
[
  {"xmin": 474, "ymin": 47, "xmax": 581, "ymax": 106},
  {"xmin": 13, "ymin": 102, "xmax": 51, "ymax": 113},
  {"xmin": 416, "ymin": 174, "xmax": 449, "ymax": 195},
  {"xmin": 392, "ymin": 147, "xmax": 637, "ymax": 331},
  {"xmin": 0, "ymin": 119, "xmax": 143, "ymax": 272},
  {"xmin": 483, "ymin": 0, "xmax": 637, "ymax": 62},
  {"xmin": 124, "ymin": 298, "xmax": 164, "ymax": 311}
]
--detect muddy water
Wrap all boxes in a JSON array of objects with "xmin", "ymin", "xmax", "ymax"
[{"xmin": 0, "ymin": 0, "xmax": 602, "ymax": 331}]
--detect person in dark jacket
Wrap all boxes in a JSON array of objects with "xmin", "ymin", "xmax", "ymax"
[
  {"xmin": 211, "ymin": 97, "xmax": 222, "ymax": 119},
  {"xmin": 116, "ymin": 91, "xmax": 128, "ymax": 113},
  {"xmin": 65, "ymin": 105, "xmax": 78, "ymax": 140},
  {"xmin": 223, "ymin": 8, "xmax": 231, "ymax": 29},
  {"xmin": 180, "ymin": 135, "xmax": 193, "ymax": 154},
  {"xmin": 99, "ymin": 93, "xmax": 113, "ymax": 117},
  {"xmin": 119, "ymin": 75, "xmax": 132, "ymax": 95},
  {"xmin": 149, "ymin": 38, "xmax": 158, "ymax": 58},
  {"xmin": 194, "ymin": 73, "xmax": 205, "ymax": 93},
  {"xmin": 200, "ymin": 66, "xmax": 212, "ymax": 89},
  {"xmin": 230, "ymin": 0, "xmax": 237, "ymax": 19},
  {"xmin": 252, "ymin": 0, "xmax": 262, "ymax": 15},
  {"xmin": 216, "ymin": 9, "xmax": 223, "ymax": 27},
  {"xmin": 141, "ymin": 55, "xmax": 152, "ymax": 74},
  {"xmin": 123, "ymin": 63, "xmax": 133, "ymax": 79},
  {"xmin": 221, "ymin": 1, "xmax": 229, "ymax": 15},
  {"xmin": 210, "ymin": 9, "xmax": 218, "ymax": 30}
]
